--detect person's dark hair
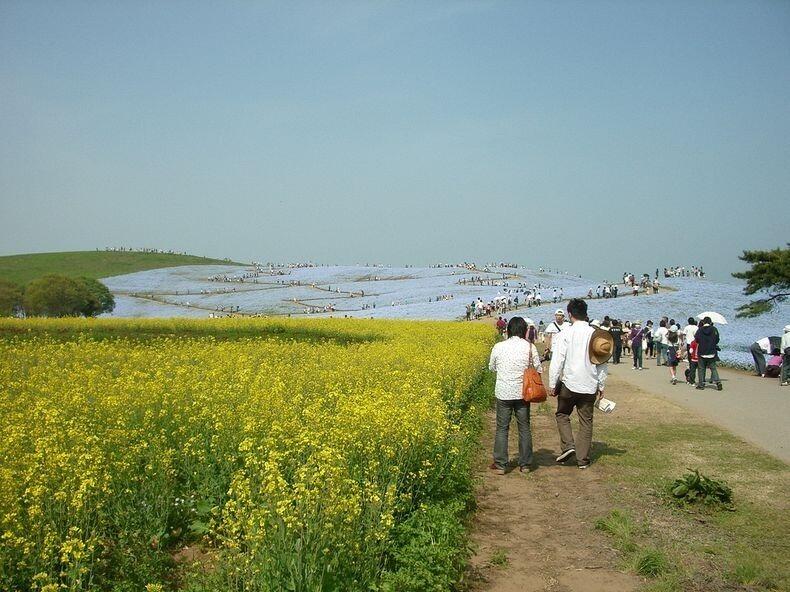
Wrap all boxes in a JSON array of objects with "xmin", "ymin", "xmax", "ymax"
[
  {"xmin": 703, "ymin": 316, "xmax": 712, "ymax": 325},
  {"xmin": 566, "ymin": 298, "xmax": 587, "ymax": 321},
  {"xmin": 668, "ymin": 331, "xmax": 678, "ymax": 344},
  {"xmin": 772, "ymin": 348, "xmax": 781, "ymax": 355},
  {"xmin": 613, "ymin": 319, "xmax": 620, "ymax": 327},
  {"xmin": 507, "ymin": 316, "xmax": 528, "ymax": 338},
  {"xmin": 647, "ymin": 320, "xmax": 653, "ymax": 327},
  {"xmin": 688, "ymin": 317, "xmax": 696, "ymax": 325},
  {"xmin": 659, "ymin": 319, "xmax": 666, "ymax": 328}
]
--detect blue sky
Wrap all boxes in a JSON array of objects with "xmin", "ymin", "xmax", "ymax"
[{"xmin": 1, "ymin": 1, "xmax": 788, "ymax": 280}]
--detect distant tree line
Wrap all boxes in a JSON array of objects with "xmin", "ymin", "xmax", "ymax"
[{"xmin": 0, "ymin": 276, "xmax": 115, "ymax": 317}]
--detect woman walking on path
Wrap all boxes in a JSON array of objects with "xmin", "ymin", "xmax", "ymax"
[
  {"xmin": 645, "ymin": 320, "xmax": 656, "ymax": 360},
  {"xmin": 666, "ymin": 327, "xmax": 681, "ymax": 384},
  {"xmin": 488, "ymin": 316, "xmax": 542, "ymax": 474}
]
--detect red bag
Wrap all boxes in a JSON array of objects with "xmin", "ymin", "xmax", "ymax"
[{"xmin": 522, "ymin": 347, "xmax": 547, "ymax": 403}]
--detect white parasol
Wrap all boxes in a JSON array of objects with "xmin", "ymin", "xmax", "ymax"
[{"xmin": 696, "ymin": 311, "xmax": 727, "ymax": 325}]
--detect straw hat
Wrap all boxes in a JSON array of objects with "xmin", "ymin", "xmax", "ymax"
[{"xmin": 589, "ymin": 328, "xmax": 614, "ymax": 365}]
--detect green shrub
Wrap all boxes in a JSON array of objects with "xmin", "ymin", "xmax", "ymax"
[{"xmin": 668, "ymin": 469, "xmax": 733, "ymax": 508}]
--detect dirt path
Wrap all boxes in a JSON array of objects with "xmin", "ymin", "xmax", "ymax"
[{"xmin": 468, "ymin": 385, "xmax": 643, "ymax": 592}]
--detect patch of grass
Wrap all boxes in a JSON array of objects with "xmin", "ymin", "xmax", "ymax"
[
  {"xmin": 595, "ymin": 510, "xmax": 670, "ymax": 579},
  {"xmin": 596, "ymin": 397, "xmax": 790, "ymax": 591},
  {"xmin": 489, "ymin": 548, "xmax": 508, "ymax": 567},
  {"xmin": 640, "ymin": 574, "xmax": 683, "ymax": 592},
  {"xmin": 0, "ymin": 250, "xmax": 246, "ymax": 286},
  {"xmin": 730, "ymin": 556, "xmax": 776, "ymax": 588},
  {"xmin": 594, "ymin": 509, "xmax": 637, "ymax": 553},
  {"xmin": 630, "ymin": 547, "xmax": 669, "ymax": 577}
]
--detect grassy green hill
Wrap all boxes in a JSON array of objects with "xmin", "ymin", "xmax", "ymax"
[{"xmin": 0, "ymin": 251, "xmax": 247, "ymax": 286}]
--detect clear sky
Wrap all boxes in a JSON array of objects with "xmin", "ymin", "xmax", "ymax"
[{"xmin": 1, "ymin": 1, "xmax": 788, "ymax": 280}]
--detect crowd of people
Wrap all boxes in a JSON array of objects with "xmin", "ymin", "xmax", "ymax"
[{"xmin": 662, "ymin": 265, "xmax": 705, "ymax": 278}]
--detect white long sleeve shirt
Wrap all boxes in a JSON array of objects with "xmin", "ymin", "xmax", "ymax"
[
  {"xmin": 489, "ymin": 336, "xmax": 542, "ymax": 400},
  {"xmin": 548, "ymin": 321, "xmax": 608, "ymax": 395},
  {"xmin": 781, "ymin": 332, "xmax": 790, "ymax": 353}
]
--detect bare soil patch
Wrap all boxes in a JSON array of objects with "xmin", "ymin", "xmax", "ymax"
[{"xmin": 467, "ymin": 398, "xmax": 642, "ymax": 592}]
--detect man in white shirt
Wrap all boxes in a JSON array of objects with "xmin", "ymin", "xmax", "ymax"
[
  {"xmin": 548, "ymin": 299, "xmax": 608, "ymax": 469},
  {"xmin": 543, "ymin": 309, "xmax": 569, "ymax": 359},
  {"xmin": 488, "ymin": 317, "xmax": 542, "ymax": 474},
  {"xmin": 682, "ymin": 317, "xmax": 698, "ymax": 350},
  {"xmin": 654, "ymin": 320, "xmax": 669, "ymax": 365}
]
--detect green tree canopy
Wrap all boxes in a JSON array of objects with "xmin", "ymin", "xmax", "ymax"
[
  {"xmin": 732, "ymin": 244, "xmax": 790, "ymax": 317},
  {"xmin": 0, "ymin": 280, "xmax": 23, "ymax": 316},
  {"xmin": 75, "ymin": 277, "xmax": 115, "ymax": 316},
  {"xmin": 23, "ymin": 275, "xmax": 114, "ymax": 317}
]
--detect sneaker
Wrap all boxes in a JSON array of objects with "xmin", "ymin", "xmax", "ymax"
[
  {"xmin": 631, "ymin": 366, "xmax": 637, "ymax": 370},
  {"xmin": 556, "ymin": 449, "xmax": 576, "ymax": 463},
  {"xmin": 717, "ymin": 383, "xmax": 723, "ymax": 391},
  {"xmin": 696, "ymin": 385, "xmax": 705, "ymax": 390},
  {"xmin": 672, "ymin": 377, "xmax": 677, "ymax": 385},
  {"xmin": 782, "ymin": 381, "xmax": 789, "ymax": 386},
  {"xmin": 519, "ymin": 466, "xmax": 531, "ymax": 473},
  {"xmin": 578, "ymin": 463, "xmax": 590, "ymax": 470},
  {"xmin": 488, "ymin": 462, "xmax": 505, "ymax": 475}
]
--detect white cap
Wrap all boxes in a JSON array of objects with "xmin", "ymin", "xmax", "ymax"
[
  {"xmin": 785, "ymin": 325, "xmax": 790, "ymax": 333},
  {"xmin": 670, "ymin": 324, "xmax": 679, "ymax": 331},
  {"xmin": 555, "ymin": 309, "xmax": 565, "ymax": 315},
  {"xmin": 590, "ymin": 319, "xmax": 601, "ymax": 327}
]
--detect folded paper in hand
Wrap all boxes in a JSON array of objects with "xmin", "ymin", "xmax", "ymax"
[{"xmin": 597, "ymin": 397, "xmax": 616, "ymax": 413}]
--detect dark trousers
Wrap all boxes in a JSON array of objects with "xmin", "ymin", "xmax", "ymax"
[
  {"xmin": 633, "ymin": 344, "xmax": 643, "ymax": 368},
  {"xmin": 613, "ymin": 342, "xmax": 622, "ymax": 364},
  {"xmin": 686, "ymin": 361, "xmax": 698, "ymax": 383},
  {"xmin": 493, "ymin": 398, "xmax": 533, "ymax": 469},
  {"xmin": 750, "ymin": 342, "xmax": 767, "ymax": 376},
  {"xmin": 698, "ymin": 357, "xmax": 721, "ymax": 386},
  {"xmin": 555, "ymin": 385, "xmax": 596, "ymax": 466}
]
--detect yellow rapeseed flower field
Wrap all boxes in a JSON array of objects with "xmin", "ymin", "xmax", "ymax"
[{"xmin": 0, "ymin": 318, "xmax": 494, "ymax": 591}]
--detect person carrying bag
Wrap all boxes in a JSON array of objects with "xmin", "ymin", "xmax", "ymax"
[{"xmin": 523, "ymin": 347, "xmax": 547, "ymax": 403}]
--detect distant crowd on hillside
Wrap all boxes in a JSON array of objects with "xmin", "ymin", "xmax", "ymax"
[{"xmin": 101, "ymin": 247, "xmax": 186, "ymax": 255}]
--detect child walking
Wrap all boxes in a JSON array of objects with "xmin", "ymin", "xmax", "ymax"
[{"xmin": 667, "ymin": 328, "xmax": 680, "ymax": 384}]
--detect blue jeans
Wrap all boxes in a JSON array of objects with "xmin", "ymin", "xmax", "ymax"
[
  {"xmin": 655, "ymin": 343, "xmax": 665, "ymax": 365},
  {"xmin": 493, "ymin": 398, "xmax": 533, "ymax": 469}
]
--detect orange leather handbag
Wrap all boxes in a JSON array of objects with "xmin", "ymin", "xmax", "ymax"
[{"xmin": 522, "ymin": 347, "xmax": 547, "ymax": 403}]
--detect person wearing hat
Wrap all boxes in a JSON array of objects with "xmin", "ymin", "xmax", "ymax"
[
  {"xmin": 548, "ymin": 298, "xmax": 610, "ymax": 469},
  {"xmin": 543, "ymin": 309, "xmax": 569, "ymax": 361},
  {"xmin": 781, "ymin": 325, "xmax": 790, "ymax": 386}
]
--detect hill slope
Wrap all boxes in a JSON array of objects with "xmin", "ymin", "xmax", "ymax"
[{"xmin": 0, "ymin": 251, "xmax": 247, "ymax": 286}]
